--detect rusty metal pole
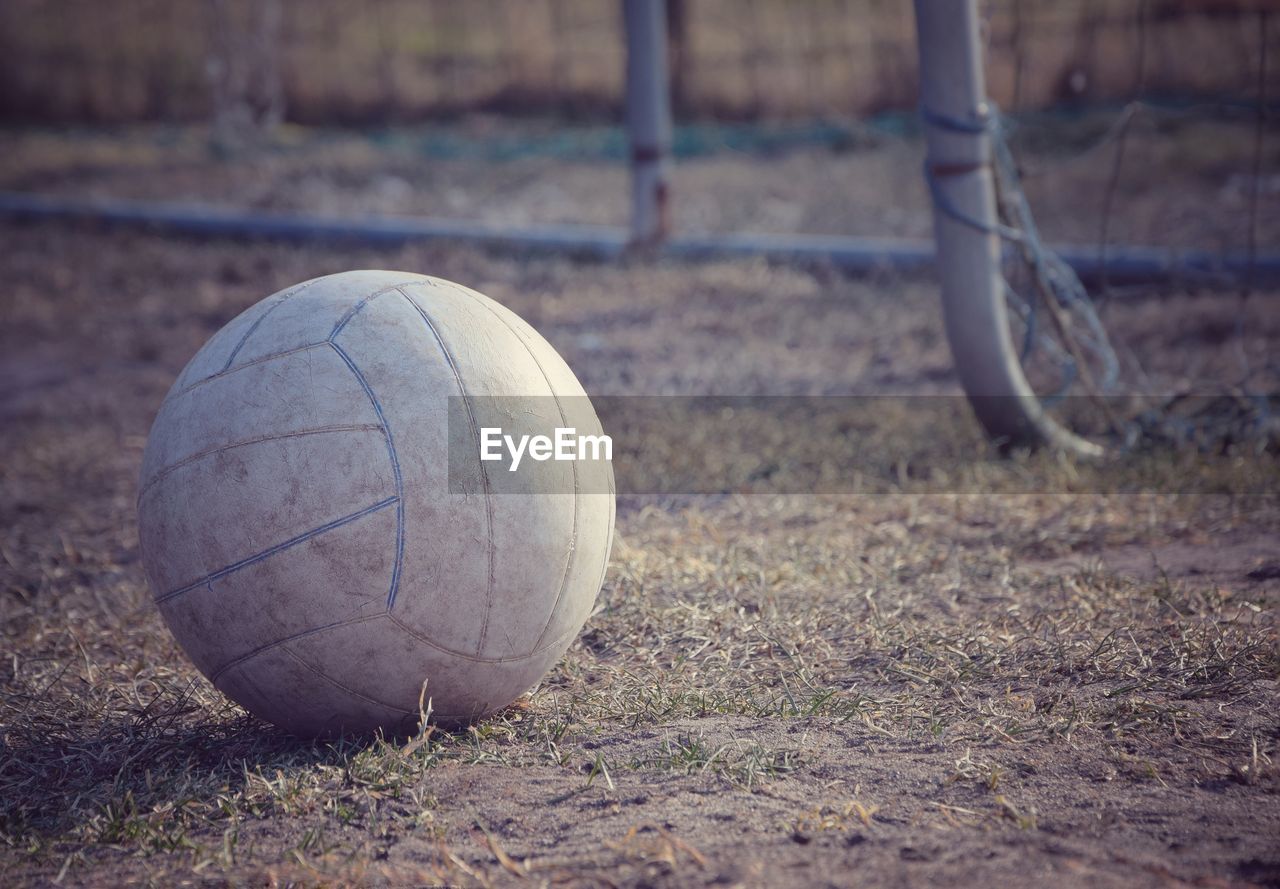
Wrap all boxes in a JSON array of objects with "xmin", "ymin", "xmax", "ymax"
[{"xmin": 623, "ymin": 0, "xmax": 672, "ymax": 246}]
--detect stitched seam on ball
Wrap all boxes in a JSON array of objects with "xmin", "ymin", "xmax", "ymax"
[
  {"xmin": 138, "ymin": 424, "xmax": 384, "ymax": 502},
  {"xmin": 170, "ymin": 278, "xmax": 428, "ymax": 402},
  {"xmin": 279, "ymin": 646, "xmax": 413, "ymax": 713},
  {"xmin": 387, "ymin": 613, "xmax": 582, "ymax": 663},
  {"xmin": 398, "ymin": 287, "xmax": 497, "ymax": 657},
  {"xmin": 596, "ymin": 470, "xmax": 616, "ymax": 597},
  {"xmin": 328, "ymin": 340, "xmax": 406, "ymax": 611},
  {"xmin": 455, "ymin": 285, "xmax": 582, "ymax": 655},
  {"xmin": 167, "ymin": 341, "xmax": 330, "ymax": 402},
  {"xmin": 328, "ymin": 278, "xmax": 430, "ymax": 341},
  {"xmin": 208, "ymin": 614, "xmax": 385, "ymax": 685},
  {"xmin": 219, "ymin": 276, "xmax": 323, "ymax": 375},
  {"xmin": 155, "ymin": 495, "xmax": 398, "ymax": 604}
]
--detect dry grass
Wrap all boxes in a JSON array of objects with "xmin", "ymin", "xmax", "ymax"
[
  {"xmin": 3, "ymin": 486, "xmax": 1277, "ymax": 884},
  {"xmin": 1, "ymin": 107, "xmax": 1278, "ymax": 887},
  {"xmin": 3, "ymin": 110, "xmax": 1275, "ymax": 256},
  {"xmin": 1, "ymin": 209, "xmax": 1277, "ymax": 885}
]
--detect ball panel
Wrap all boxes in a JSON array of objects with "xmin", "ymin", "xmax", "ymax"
[
  {"xmin": 140, "ymin": 429, "xmax": 395, "ymax": 597},
  {"xmin": 156, "ymin": 503, "xmax": 397, "ymax": 679},
  {"xmin": 454, "ymin": 283, "xmax": 592, "ymax": 400},
  {"xmin": 399, "ymin": 285, "xmax": 586, "ymax": 660},
  {"xmin": 216, "ymin": 643, "xmax": 416, "ymax": 738},
  {"xmin": 141, "ymin": 344, "xmax": 381, "ymax": 486},
  {"xmin": 400, "ymin": 281, "xmax": 555, "ymax": 399},
  {"xmin": 169, "ymin": 277, "xmax": 320, "ymax": 395},
  {"xmin": 138, "ymin": 474, "xmax": 202, "ymax": 607},
  {"xmin": 397, "ymin": 283, "xmax": 583, "ymax": 659},
  {"xmin": 283, "ymin": 615, "xmax": 568, "ymax": 726},
  {"xmin": 535, "ymin": 492, "xmax": 615, "ymax": 651},
  {"xmin": 483, "ymin": 495, "xmax": 577, "ymax": 659},
  {"xmin": 230, "ymin": 271, "xmax": 428, "ymax": 369},
  {"xmin": 332, "ymin": 290, "xmax": 492, "ymax": 654},
  {"xmin": 451, "ymin": 283, "xmax": 617, "ymax": 651}
]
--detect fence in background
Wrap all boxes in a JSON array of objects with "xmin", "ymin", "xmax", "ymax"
[
  {"xmin": 0, "ymin": 0, "xmax": 1274, "ymax": 124},
  {"xmin": 0, "ymin": 0, "xmax": 1274, "ymax": 456}
]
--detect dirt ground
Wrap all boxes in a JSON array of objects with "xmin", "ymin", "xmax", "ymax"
[
  {"xmin": 2, "ymin": 111, "xmax": 1276, "ymax": 253},
  {"xmin": 0, "ymin": 122, "xmax": 1278, "ymax": 887}
]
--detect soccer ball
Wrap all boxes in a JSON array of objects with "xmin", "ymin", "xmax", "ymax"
[{"xmin": 137, "ymin": 270, "xmax": 614, "ymax": 736}]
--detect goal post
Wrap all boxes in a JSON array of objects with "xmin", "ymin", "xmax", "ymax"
[
  {"xmin": 913, "ymin": 0, "xmax": 1101, "ymax": 456},
  {"xmin": 623, "ymin": 0, "xmax": 673, "ymax": 246}
]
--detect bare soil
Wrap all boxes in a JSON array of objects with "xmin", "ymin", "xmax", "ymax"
[
  {"xmin": 0, "ymin": 123, "xmax": 1278, "ymax": 887},
  {"xmin": 2, "ymin": 112, "xmax": 1275, "ymax": 252}
]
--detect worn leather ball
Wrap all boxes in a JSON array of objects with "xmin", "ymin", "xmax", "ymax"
[{"xmin": 137, "ymin": 271, "xmax": 614, "ymax": 736}]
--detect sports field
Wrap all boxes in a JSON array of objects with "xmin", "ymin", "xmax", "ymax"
[{"xmin": 2, "ymin": 112, "xmax": 1279, "ymax": 886}]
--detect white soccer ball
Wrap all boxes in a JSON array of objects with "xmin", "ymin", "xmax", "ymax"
[{"xmin": 137, "ymin": 270, "xmax": 614, "ymax": 736}]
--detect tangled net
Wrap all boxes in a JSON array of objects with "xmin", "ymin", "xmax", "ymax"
[{"xmin": 926, "ymin": 99, "xmax": 1277, "ymax": 454}]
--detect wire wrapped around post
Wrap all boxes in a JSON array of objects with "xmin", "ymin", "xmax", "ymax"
[{"xmin": 913, "ymin": 0, "xmax": 1102, "ymax": 456}]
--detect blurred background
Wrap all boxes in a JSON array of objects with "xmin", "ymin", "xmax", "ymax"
[
  {"xmin": 0, "ymin": 0, "xmax": 1273, "ymax": 251},
  {"xmin": 0, "ymin": 0, "xmax": 1267, "ymax": 121},
  {"xmin": 0, "ymin": 0, "xmax": 1276, "ymax": 452}
]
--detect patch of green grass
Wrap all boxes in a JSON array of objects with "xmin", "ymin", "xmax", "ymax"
[{"xmin": 629, "ymin": 732, "xmax": 803, "ymax": 789}]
